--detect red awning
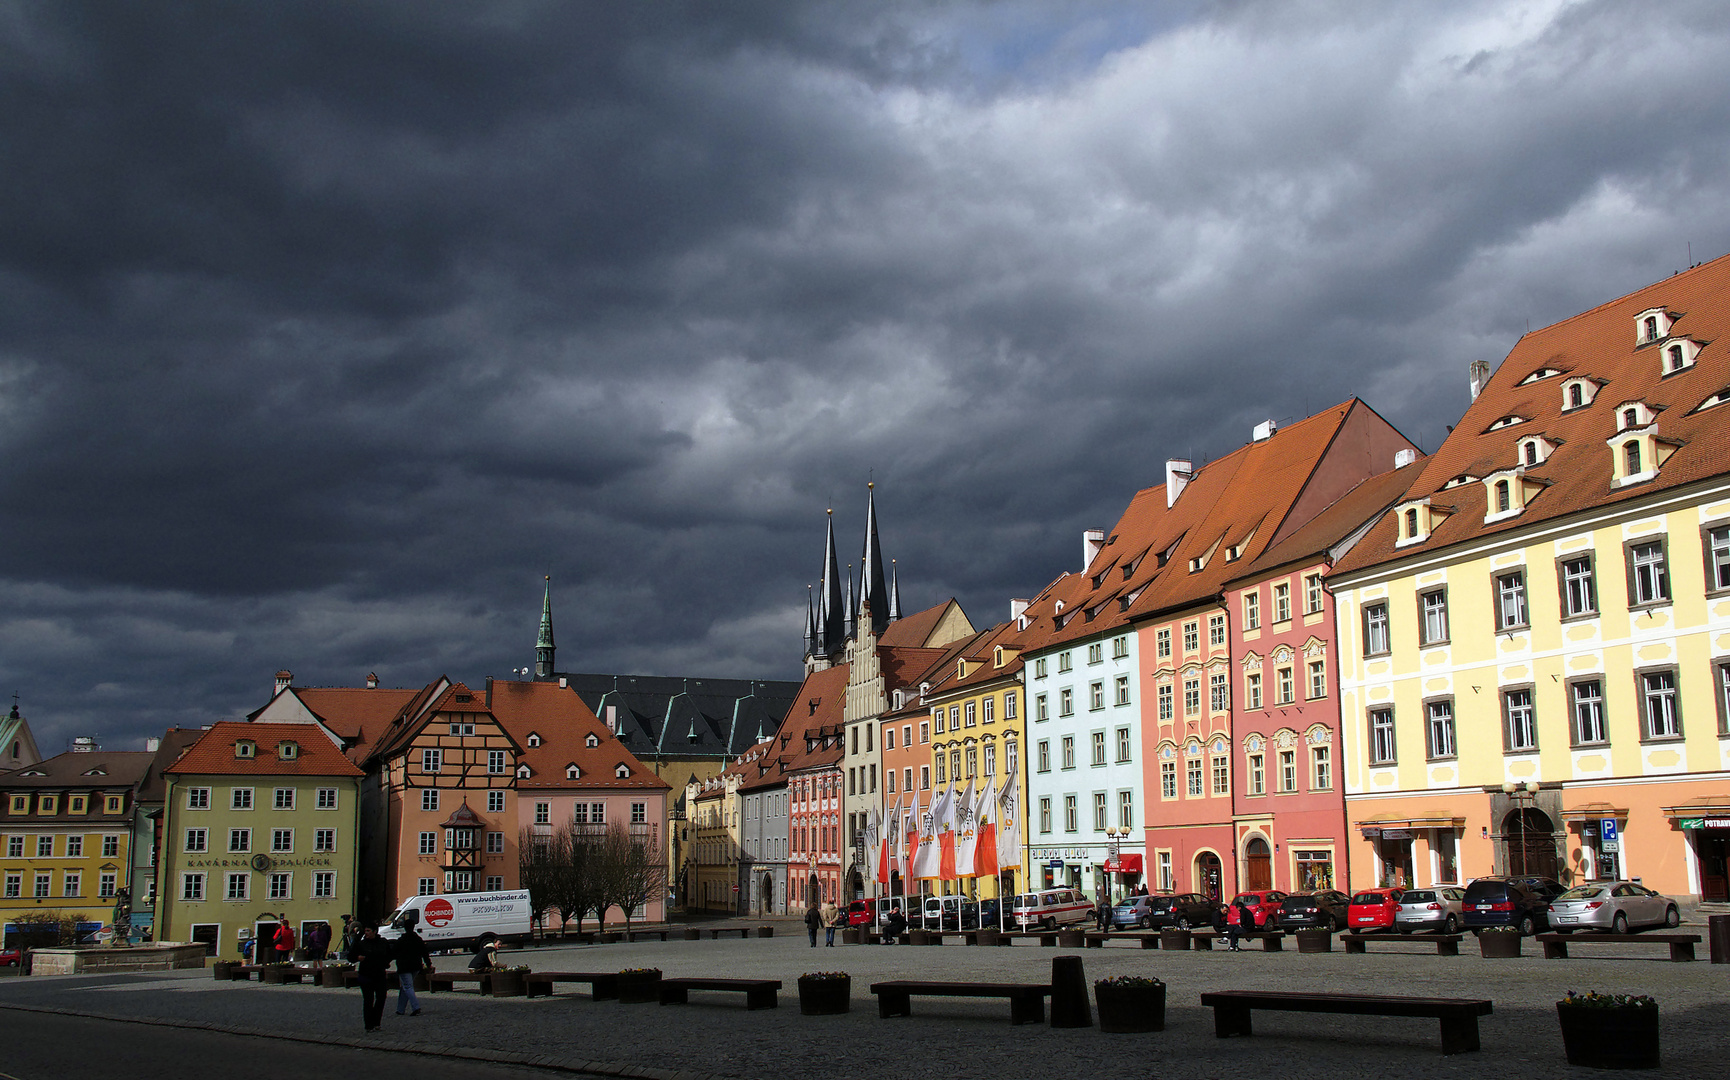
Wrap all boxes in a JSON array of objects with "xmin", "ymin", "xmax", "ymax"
[{"xmin": 1103, "ymin": 854, "xmax": 1144, "ymax": 874}]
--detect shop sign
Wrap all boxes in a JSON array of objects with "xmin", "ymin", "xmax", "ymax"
[
  {"xmin": 1046, "ymin": 859, "xmax": 1065, "ymax": 869},
  {"xmin": 1359, "ymin": 827, "xmax": 1381, "ymax": 838},
  {"xmin": 1673, "ymin": 817, "xmax": 1730, "ymax": 830},
  {"xmin": 1379, "ymin": 829, "xmax": 1412, "ymax": 839}
]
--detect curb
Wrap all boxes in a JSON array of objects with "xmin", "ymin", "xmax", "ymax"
[{"xmin": 0, "ymin": 1001, "xmax": 732, "ymax": 1080}]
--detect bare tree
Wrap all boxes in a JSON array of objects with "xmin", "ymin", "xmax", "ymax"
[{"xmin": 596, "ymin": 823, "xmax": 666, "ymax": 933}]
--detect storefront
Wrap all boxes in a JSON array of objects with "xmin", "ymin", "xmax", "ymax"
[
  {"xmin": 1561, "ymin": 804, "xmax": 1627, "ymax": 883},
  {"xmin": 1670, "ymin": 813, "xmax": 1730, "ymax": 902},
  {"xmin": 1102, "ymin": 853, "xmax": 1143, "ymax": 901},
  {"xmin": 1355, "ymin": 811, "xmax": 1467, "ymax": 890},
  {"xmin": 1293, "ymin": 848, "xmax": 1335, "ymax": 890}
]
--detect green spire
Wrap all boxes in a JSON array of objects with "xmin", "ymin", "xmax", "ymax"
[{"xmin": 535, "ymin": 576, "xmax": 555, "ymax": 678}]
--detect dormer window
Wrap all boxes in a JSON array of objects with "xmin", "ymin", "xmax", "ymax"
[
  {"xmin": 993, "ymin": 646, "xmax": 1004, "ymax": 667},
  {"xmin": 615, "ymin": 764, "xmax": 630, "ymax": 779},
  {"xmin": 1636, "ymin": 307, "xmax": 1675, "ymax": 344},
  {"xmin": 1623, "ymin": 440, "xmax": 1642, "ymax": 475},
  {"xmin": 1661, "ymin": 339, "xmax": 1700, "ymax": 375},
  {"xmin": 1616, "ymin": 401, "xmax": 1656, "ymax": 432},
  {"xmin": 565, "ymin": 764, "xmax": 580, "ymax": 780},
  {"xmin": 1441, "ymin": 473, "xmax": 1478, "ymax": 490},
  {"xmin": 1494, "ymin": 480, "xmax": 1511, "ymax": 513},
  {"xmin": 1607, "ymin": 420, "xmax": 1674, "ymax": 488},
  {"xmin": 584, "ymin": 733, "xmax": 600, "ymax": 748},
  {"xmin": 892, "ymin": 689, "xmax": 905, "ymax": 710},
  {"xmin": 1623, "ymin": 407, "xmax": 1638, "ymax": 428},
  {"xmin": 1520, "ymin": 436, "xmax": 1555, "ymax": 466},
  {"xmin": 516, "ymin": 764, "xmax": 532, "ymax": 778},
  {"xmin": 1561, "ymin": 378, "xmax": 1599, "ymax": 411},
  {"xmin": 526, "ymin": 733, "xmax": 541, "ymax": 748},
  {"xmin": 277, "ymin": 742, "xmax": 298, "ymax": 761},
  {"xmin": 1395, "ymin": 499, "xmax": 1446, "ymax": 547},
  {"xmin": 1485, "ymin": 414, "xmax": 1526, "ymax": 432},
  {"xmin": 1689, "ymin": 387, "xmax": 1730, "ymax": 414},
  {"xmin": 1482, "ymin": 468, "xmax": 1539, "ymax": 524},
  {"xmin": 235, "ymin": 740, "xmax": 255, "ymax": 759},
  {"xmin": 1517, "ymin": 367, "xmax": 1563, "ymax": 385}
]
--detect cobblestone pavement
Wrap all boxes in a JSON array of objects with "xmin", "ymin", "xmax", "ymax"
[{"xmin": 3, "ymin": 933, "xmax": 1726, "ymax": 1080}]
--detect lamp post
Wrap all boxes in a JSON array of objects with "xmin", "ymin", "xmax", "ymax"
[{"xmin": 1104, "ymin": 827, "xmax": 1128, "ymax": 904}]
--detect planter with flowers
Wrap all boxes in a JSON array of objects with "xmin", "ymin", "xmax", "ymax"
[
  {"xmin": 490, "ymin": 965, "xmax": 531, "ymax": 998},
  {"xmin": 1557, "ymin": 992, "xmax": 1659, "ymax": 1069},
  {"xmin": 1478, "ymin": 926, "xmax": 1522, "ymax": 958},
  {"xmin": 319, "ymin": 961, "xmax": 354, "ymax": 988},
  {"xmin": 797, "ymin": 971, "xmax": 851, "ymax": 1015},
  {"xmin": 1093, "ymin": 975, "xmax": 1166, "ymax": 1033},
  {"xmin": 616, "ymin": 967, "xmax": 662, "ymax": 1004}
]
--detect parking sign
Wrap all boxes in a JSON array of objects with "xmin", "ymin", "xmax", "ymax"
[{"xmin": 1600, "ymin": 818, "xmax": 1618, "ymax": 842}]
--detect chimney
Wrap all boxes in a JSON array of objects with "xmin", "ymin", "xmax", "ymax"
[
  {"xmin": 1166, "ymin": 459, "xmax": 1192, "ymax": 508},
  {"xmin": 1009, "ymin": 598, "xmax": 1030, "ymax": 623},
  {"xmin": 1082, "ymin": 529, "xmax": 1105, "ymax": 569},
  {"xmin": 1252, "ymin": 419, "xmax": 1277, "ymax": 442},
  {"xmin": 1469, "ymin": 359, "xmax": 1491, "ymax": 401},
  {"xmin": 366, "ymin": 672, "xmax": 379, "ymax": 689},
  {"xmin": 558, "ymin": 676, "xmax": 568, "ymax": 689},
  {"xmin": 1394, "ymin": 448, "xmax": 1416, "ymax": 469},
  {"xmin": 145, "ymin": 737, "xmax": 160, "ymax": 752},
  {"xmin": 71, "ymin": 736, "xmax": 96, "ymax": 753},
  {"xmin": 274, "ymin": 670, "xmax": 292, "ymax": 694},
  {"xmin": 606, "ymin": 704, "xmax": 617, "ymax": 733}
]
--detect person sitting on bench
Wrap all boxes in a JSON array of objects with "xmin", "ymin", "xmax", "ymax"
[
  {"xmin": 1227, "ymin": 896, "xmax": 1257, "ymax": 952},
  {"xmin": 883, "ymin": 904, "xmax": 907, "ymax": 944}
]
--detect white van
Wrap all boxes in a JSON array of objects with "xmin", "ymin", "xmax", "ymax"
[
  {"xmin": 1010, "ymin": 888, "xmax": 1093, "ymax": 930},
  {"xmin": 381, "ymin": 890, "xmax": 533, "ymax": 952}
]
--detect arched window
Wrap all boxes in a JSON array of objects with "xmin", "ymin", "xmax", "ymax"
[
  {"xmin": 1405, "ymin": 508, "xmax": 1419, "ymax": 538},
  {"xmin": 1568, "ymin": 383, "xmax": 1583, "ymax": 408},
  {"xmin": 1524, "ymin": 441, "xmax": 1537, "ymax": 465},
  {"xmin": 1668, "ymin": 343, "xmax": 1685, "ymax": 371},
  {"xmin": 1644, "ymin": 315, "xmax": 1659, "ymax": 341},
  {"xmin": 1495, "ymin": 480, "xmax": 1511, "ymax": 513},
  {"xmin": 1623, "ymin": 408, "xmax": 1638, "ymax": 428},
  {"xmin": 1624, "ymin": 440, "xmax": 1642, "ymax": 475}
]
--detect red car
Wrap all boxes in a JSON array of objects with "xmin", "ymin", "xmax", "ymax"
[
  {"xmin": 0, "ymin": 947, "xmax": 20, "ymax": 967},
  {"xmin": 1348, "ymin": 887, "xmax": 1405, "ymax": 931},
  {"xmin": 846, "ymin": 900, "xmax": 874, "ymax": 927},
  {"xmin": 1224, "ymin": 891, "xmax": 1288, "ymax": 928}
]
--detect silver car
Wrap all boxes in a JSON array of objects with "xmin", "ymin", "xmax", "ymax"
[
  {"xmin": 1547, "ymin": 881, "xmax": 1680, "ymax": 934},
  {"xmin": 1394, "ymin": 887, "xmax": 1465, "ymax": 933}
]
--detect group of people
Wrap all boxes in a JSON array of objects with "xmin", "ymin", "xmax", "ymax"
[
  {"xmin": 803, "ymin": 900, "xmax": 847, "ymax": 946},
  {"xmin": 343, "ymin": 919, "xmax": 435, "ymax": 1032},
  {"xmin": 240, "ymin": 914, "xmax": 335, "ymax": 963}
]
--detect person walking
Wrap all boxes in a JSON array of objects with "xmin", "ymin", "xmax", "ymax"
[
  {"xmin": 274, "ymin": 916, "xmax": 297, "ymax": 963},
  {"xmin": 804, "ymin": 901, "xmax": 821, "ymax": 947},
  {"xmin": 1227, "ymin": 896, "xmax": 1257, "ymax": 951},
  {"xmin": 821, "ymin": 899, "xmax": 841, "ymax": 947},
  {"xmin": 347, "ymin": 922, "xmax": 394, "ymax": 1032},
  {"xmin": 1095, "ymin": 893, "xmax": 1112, "ymax": 932},
  {"xmin": 393, "ymin": 923, "xmax": 430, "ymax": 1017}
]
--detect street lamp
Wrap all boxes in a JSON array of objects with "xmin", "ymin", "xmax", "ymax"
[{"xmin": 1104, "ymin": 827, "xmax": 1129, "ymax": 903}]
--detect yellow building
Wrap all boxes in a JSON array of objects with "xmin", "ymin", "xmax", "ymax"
[
  {"xmin": 0, "ymin": 747, "xmax": 153, "ymax": 939},
  {"xmin": 1330, "ymin": 256, "xmax": 1730, "ymax": 901},
  {"xmin": 157, "ymin": 722, "xmax": 362, "ymax": 959},
  {"xmin": 686, "ymin": 767, "xmax": 742, "ymax": 913}
]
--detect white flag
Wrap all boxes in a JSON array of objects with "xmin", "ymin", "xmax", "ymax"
[
  {"xmin": 997, "ymin": 775, "xmax": 1022, "ymax": 870},
  {"xmin": 954, "ymin": 779, "xmax": 977, "ymax": 878}
]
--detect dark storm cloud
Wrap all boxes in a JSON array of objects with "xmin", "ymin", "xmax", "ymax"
[{"xmin": 3, "ymin": 0, "xmax": 1730, "ymax": 751}]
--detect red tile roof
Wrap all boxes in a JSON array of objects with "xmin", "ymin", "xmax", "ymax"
[
  {"xmin": 1229, "ymin": 461, "xmax": 1426, "ymax": 582},
  {"xmin": 167, "ymin": 722, "xmax": 362, "ymax": 777},
  {"xmin": 739, "ymin": 664, "xmax": 849, "ymax": 791},
  {"xmin": 1334, "ymin": 254, "xmax": 1730, "ymax": 576},
  {"xmin": 877, "ymin": 599, "xmax": 962, "ymax": 648},
  {"xmin": 486, "ymin": 679, "xmax": 667, "ymax": 791}
]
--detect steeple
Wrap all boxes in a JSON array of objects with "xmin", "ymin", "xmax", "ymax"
[
  {"xmin": 535, "ymin": 576, "xmax": 556, "ymax": 678},
  {"xmin": 860, "ymin": 481, "xmax": 890, "ymax": 636},
  {"xmin": 844, "ymin": 562, "xmax": 856, "ymax": 640},
  {"xmin": 888, "ymin": 558, "xmax": 902, "ymax": 621},
  {"xmin": 803, "ymin": 584, "xmax": 817, "ymax": 658},
  {"xmin": 820, "ymin": 508, "xmax": 845, "ymax": 656}
]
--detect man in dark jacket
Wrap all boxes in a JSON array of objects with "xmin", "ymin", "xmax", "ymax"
[
  {"xmin": 804, "ymin": 903, "xmax": 821, "ymax": 947},
  {"xmin": 346, "ymin": 922, "xmax": 394, "ymax": 1032},
  {"xmin": 393, "ymin": 925, "xmax": 431, "ymax": 1016},
  {"xmin": 1227, "ymin": 897, "xmax": 1258, "ymax": 951},
  {"xmin": 882, "ymin": 904, "xmax": 906, "ymax": 944}
]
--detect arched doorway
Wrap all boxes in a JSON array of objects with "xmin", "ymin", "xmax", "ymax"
[
  {"xmin": 809, "ymin": 873, "xmax": 820, "ymax": 906},
  {"xmin": 1504, "ymin": 808, "xmax": 1559, "ymax": 879},
  {"xmin": 889, "ymin": 870, "xmax": 903, "ymax": 898},
  {"xmin": 1195, "ymin": 852, "xmax": 1223, "ymax": 901},
  {"xmin": 1244, "ymin": 837, "xmax": 1272, "ymax": 891},
  {"xmin": 760, "ymin": 873, "xmax": 773, "ymax": 915},
  {"xmin": 849, "ymin": 870, "xmax": 864, "ymax": 900}
]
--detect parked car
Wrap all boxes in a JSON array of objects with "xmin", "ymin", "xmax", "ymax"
[
  {"xmin": 846, "ymin": 899, "xmax": 874, "ymax": 927},
  {"xmin": 1347, "ymin": 887, "xmax": 1405, "ymax": 932},
  {"xmin": 1547, "ymin": 881, "xmax": 1681, "ymax": 934},
  {"xmin": 1224, "ymin": 891, "xmax": 1288, "ymax": 928},
  {"xmin": 1394, "ymin": 887, "xmax": 1466, "ymax": 933},
  {"xmin": 1460, "ymin": 876, "xmax": 1566, "ymax": 935},
  {"xmin": 1276, "ymin": 890, "xmax": 1352, "ymax": 931},
  {"xmin": 0, "ymin": 947, "xmax": 20, "ymax": 967},
  {"xmin": 1010, "ymin": 888, "xmax": 1093, "ymax": 930},
  {"xmin": 1110, "ymin": 895, "xmax": 1155, "ymax": 929},
  {"xmin": 978, "ymin": 897, "xmax": 1001, "ymax": 929},
  {"xmin": 921, "ymin": 894, "xmax": 980, "ymax": 931},
  {"xmin": 1142, "ymin": 892, "xmax": 1219, "ymax": 930}
]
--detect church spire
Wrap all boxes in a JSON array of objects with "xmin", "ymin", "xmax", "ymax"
[
  {"xmin": 860, "ymin": 482, "xmax": 890, "ymax": 637},
  {"xmin": 844, "ymin": 563, "xmax": 856, "ymax": 640},
  {"xmin": 820, "ymin": 508, "xmax": 845, "ymax": 656},
  {"xmin": 888, "ymin": 558, "xmax": 902, "ymax": 621},
  {"xmin": 535, "ymin": 576, "xmax": 556, "ymax": 678},
  {"xmin": 803, "ymin": 584, "xmax": 817, "ymax": 657}
]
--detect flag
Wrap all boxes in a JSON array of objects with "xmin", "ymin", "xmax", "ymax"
[
  {"xmin": 954, "ymin": 780, "xmax": 977, "ymax": 878},
  {"xmin": 997, "ymin": 775, "xmax": 1022, "ymax": 870},
  {"xmin": 901, "ymin": 791, "xmax": 920, "ymax": 883},
  {"xmin": 866, "ymin": 804, "xmax": 883, "ymax": 884},
  {"xmin": 912, "ymin": 789, "xmax": 941, "ymax": 879},
  {"xmin": 877, "ymin": 801, "xmax": 896, "ymax": 885},
  {"xmin": 936, "ymin": 784, "xmax": 959, "ymax": 881},
  {"xmin": 974, "ymin": 779, "xmax": 999, "ymax": 878}
]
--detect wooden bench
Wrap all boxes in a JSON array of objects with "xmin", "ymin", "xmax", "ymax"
[
  {"xmin": 1536, "ymin": 932, "xmax": 1700, "ymax": 962},
  {"xmin": 1343, "ymin": 932, "xmax": 1465, "ymax": 956},
  {"xmin": 427, "ymin": 971, "xmax": 492, "ymax": 993},
  {"xmin": 1193, "ymin": 930, "xmax": 1286, "ymax": 951},
  {"xmin": 1086, "ymin": 932, "xmax": 1160, "ymax": 950},
  {"xmin": 999, "ymin": 932, "xmax": 1059, "ymax": 947},
  {"xmin": 230, "ymin": 964, "xmax": 262, "ymax": 981},
  {"xmin": 1200, "ymin": 990, "xmax": 1493, "ymax": 1055},
  {"xmin": 627, "ymin": 929, "xmax": 670, "ymax": 942},
  {"xmin": 525, "ymin": 971, "xmax": 619, "ymax": 999},
  {"xmin": 658, "ymin": 977, "xmax": 780, "ymax": 1010},
  {"xmin": 707, "ymin": 926, "xmax": 752, "ymax": 939},
  {"xmin": 871, "ymin": 980, "xmax": 1052, "ymax": 1025}
]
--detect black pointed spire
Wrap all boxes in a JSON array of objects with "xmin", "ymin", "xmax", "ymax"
[
  {"xmin": 535, "ymin": 576, "xmax": 556, "ymax": 678},
  {"xmin": 820, "ymin": 508, "xmax": 845, "ymax": 655},
  {"xmin": 860, "ymin": 481, "xmax": 889, "ymax": 636},
  {"xmin": 803, "ymin": 584, "xmax": 817, "ymax": 658},
  {"xmin": 844, "ymin": 562, "xmax": 856, "ymax": 640},
  {"xmin": 888, "ymin": 558, "xmax": 902, "ymax": 621}
]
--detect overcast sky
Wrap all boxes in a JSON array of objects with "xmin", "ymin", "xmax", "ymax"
[{"xmin": 3, "ymin": 0, "xmax": 1729, "ymax": 754}]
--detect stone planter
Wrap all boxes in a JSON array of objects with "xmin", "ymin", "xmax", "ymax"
[
  {"xmin": 683, "ymin": 927, "xmax": 701, "ymax": 941},
  {"xmin": 230, "ymin": 965, "xmax": 253, "ymax": 981},
  {"xmin": 756, "ymin": 925, "xmax": 773, "ymax": 938},
  {"xmin": 490, "ymin": 970, "xmax": 527, "ymax": 998},
  {"xmin": 280, "ymin": 968, "xmax": 306, "ymax": 984},
  {"xmin": 599, "ymin": 932, "xmax": 621, "ymax": 944},
  {"xmin": 1094, "ymin": 980, "xmax": 1166, "ymax": 1033},
  {"xmin": 1057, "ymin": 929, "xmax": 1087, "ymax": 948},
  {"xmin": 212, "ymin": 961, "xmax": 235, "ymax": 981},
  {"xmin": 616, "ymin": 970, "xmax": 662, "ymax": 1004},
  {"xmin": 1557, "ymin": 1003, "xmax": 1660, "ymax": 1069},
  {"xmin": 320, "ymin": 966, "xmax": 352, "ymax": 988},
  {"xmin": 841, "ymin": 928, "xmax": 862, "ymax": 945},
  {"xmin": 1160, "ymin": 928, "xmax": 1192, "ymax": 951},
  {"xmin": 1479, "ymin": 932, "xmax": 1522, "ymax": 959},
  {"xmin": 797, "ymin": 975, "xmax": 851, "ymax": 1015},
  {"xmin": 977, "ymin": 927, "xmax": 1002, "ymax": 947},
  {"xmin": 908, "ymin": 929, "xmax": 932, "ymax": 946},
  {"xmin": 1296, "ymin": 929, "xmax": 1333, "ymax": 953},
  {"xmin": 260, "ymin": 965, "xmax": 287, "ymax": 984}
]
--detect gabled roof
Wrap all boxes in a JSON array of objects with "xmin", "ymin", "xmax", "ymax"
[
  {"xmin": 1228, "ymin": 462, "xmax": 1426, "ymax": 583},
  {"xmin": 250, "ymin": 679, "xmax": 444, "ymax": 764},
  {"xmin": 166, "ymin": 722, "xmax": 361, "ymax": 777},
  {"xmin": 910, "ymin": 620, "xmax": 1028, "ymax": 699},
  {"xmin": 0, "ymin": 749, "xmax": 153, "ymax": 791},
  {"xmin": 137, "ymin": 727, "xmax": 209, "ymax": 803},
  {"xmin": 1018, "ymin": 399, "xmax": 1416, "ymax": 650},
  {"xmin": 1335, "ymin": 253, "xmax": 1730, "ymax": 576},
  {"xmin": 557, "ymin": 673, "xmax": 802, "ymax": 762},
  {"xmin": 486, "ymin": 679, "xmax": 667, "ymax": 792},
  {"xmin": 367, "ymin": 681, "xmax": 520, "ymax": 763},
  {"xmin": 740, "ymin": 664, "xmax": 849, "ymax": 791},
  {"xmin": 878, "ymin": 598, "xmax": 970, "ymax": 648}
]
